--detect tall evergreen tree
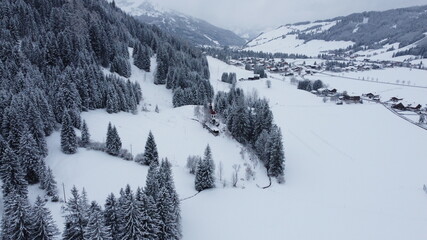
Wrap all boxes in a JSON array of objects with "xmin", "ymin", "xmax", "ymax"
[
  {"xmin": 105, "ymin": 123, "xmax": 122, "ymax": 156},
  {"xmin": 84, "ymin": 201, "xmax": 112, "ymax": 240},
  {"xmin": 140, "ymin": 131, "xmax": 158, "ymax": 165},
  {"xmin": 145, "ymin": 162, "xmax": 160, "ymax": 201},
  {"xmin": 267, "ymin": 126, "xmax": 285, "ymax": 183},
  {"xmin": 2, "ymin": 194, "xmax": 32, "ymax": 240},
  {"xmin": 18, "ymin": 127, "xmax": 42, "ymax": 184},
  {"xmin": 104, "ymin": 193, "xmax": 121, "ymax": 240},
  {"xmin": 61, "ymin": 110, "xmax": 77, "ymax": 154},
  {"xmin": 0, "ymin": 146, "xmax": 28, "ymax": 198},
  {"xmin": 42, "ymin": 167, "xmax": 59, "ymax": 202},
  {"xmin": 63, "ymin": 187, "xmax": 88, "ymax": 240},
  {"xmin": 157, "ymin": 186, "xmax": 179, "ymax": 240},
  {"xmin": 195, "ymin": 145, "xmax": 215, "ymax": 192},
  {"xmin": 30, "ymin": 196, "xmax": 60, "ymax": 240},
  {"xmin": 81, "ymin": 120, "xmax": 90, "ymax": 147},
  {"xmin": 118, "ymin": 186, "xmax": 145, "ymax": 240}
]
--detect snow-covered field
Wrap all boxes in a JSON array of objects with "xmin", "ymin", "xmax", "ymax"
[
  {"xmin": 33, "ymin": 53, "xmax": 427, "ymax": 240},
  {"xmin": 304, "ymin": 67, "xmax": 427, "ymax": 104}
]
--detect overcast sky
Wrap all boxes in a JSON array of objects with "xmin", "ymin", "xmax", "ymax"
[{"xmin": 138, "ymin": 0, "xmax": 426, "ymax": 32}]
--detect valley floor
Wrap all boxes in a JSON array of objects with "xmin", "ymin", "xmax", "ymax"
[{"xmin": 34, "ymin": 55, "xmax": 427, "ymax": 240}]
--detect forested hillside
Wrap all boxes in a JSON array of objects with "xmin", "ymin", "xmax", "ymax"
[{"xmin": 0, "ymin": 0, "xmax": 212, "ymax": 238}]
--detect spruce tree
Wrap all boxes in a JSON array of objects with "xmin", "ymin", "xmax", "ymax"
[
  {"xmin": 84, "ymin": 201, "xmax": 112, "ymax": 240},
  {"xmin": 157, "ymin": 186, "xmax": 179, "ymax": 240},
  {"xmin": 118, "ymin": 186, "xmax": 145, "ymax": 239},
  {"xmin": 81, "ymin": 120, "xmax": 90, "ymax": 147},
  {"xmin": 31, "ymin": 196, "xmax": 60, "ymax": 240},
  {"xmin": 195, "ymin": 145, "xmax": 215, "ymax": 192},
  {"xmin": 43, "ymin": 167, "xmax": 59, "ymax": 202},
  {"xmin": 0, "ymin": 146, "xmax": 28, "ymax": 198},
  {"xmin": 141, "ymin": 131, "xmax": 158, "ymax": 165},
  {"xmin": 135, "ymin": 188, "xmax": 159, "ymax": 240},
  {"xmin": 3, "ymin": 194, "xmax": 32, "ymax": 240},
  {"xmin": 105, "ymin": 123, "xmax": 122, "ymax": 156},
  {"xmin": 61, "ymin": 110, "xmax": 78, "ymax": 154},
  {"xmin": 18, "ymin": 127, "xmax": 42, "ymax": 184},
  {"xmin": 267, "ymin": 126, "xmax": 285, "ymax": 183},
  {"xmin": 145, "ymin": 162, "xmax": 160, "ymax": 200},
  {"xmin": 160, "ymin": 159, "xmax": 182, "ymax": 239},
  {"xmin": 63, "ymin": 187, "xmax": 88, "ymax": 240},
  {"xmin": 104, "ymin": 193, "xmax": 121, "ymax": 240}
]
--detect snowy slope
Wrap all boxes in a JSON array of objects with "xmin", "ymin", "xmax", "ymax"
[
  {"xmin": 244, "ymin": 22, "xmax": 354, "ymax": 56},
  {"xmin": 32, "ymin": 52, "xmax": 427, "ymax": 240}
]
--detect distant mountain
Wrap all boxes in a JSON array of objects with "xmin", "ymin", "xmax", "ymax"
[
  {"xmin": 113, "ymin": 0, "xmax": 246, "ymax": 47},
  {"xmin": 245, "ymin": 5, "xmax": 427, "ymax": 58}
]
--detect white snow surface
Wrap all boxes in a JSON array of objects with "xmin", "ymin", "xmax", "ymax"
[
  {"xmin": 245, "ymin": 21, "xmax": 354, "ymax": 56},
  {"xmin": 31, "ymin": 53, "xmax": 427, "ymax": 240}
]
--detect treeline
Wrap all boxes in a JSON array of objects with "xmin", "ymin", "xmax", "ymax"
[
  {"xmin": 202, "ymin": 47, "xmax": 309, "ymax": 62},
  {"xmin": 297, "ymin": 80, "xmax": 324, "ymax": 92},
  {"xmin": 214, "ymin": 88, "xmax": 285, "ymax": 182}
]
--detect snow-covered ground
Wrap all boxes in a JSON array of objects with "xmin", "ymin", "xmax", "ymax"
[
  {"xmin": 304, "ymin": 67, "xmax": 427, "ymax": 105},
  {"xmin": 33, "ymin": 53, "xmax": 427, "ymax": 240}
]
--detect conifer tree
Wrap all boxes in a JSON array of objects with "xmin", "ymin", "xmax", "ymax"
[
  {"xmin": 61, "ymin": 110, "xmax": 78, "ymax": 154},
  {"xmin": 160, "ymin": 159, "xmax": 182, "ymax": 238},
  {"xmin": 105, "ymin": 123, "xmax": 122, "ymax": 156},
  {"xmin": 43, "ymin": 167, "xmax": 59, "ymax": 202},
  {"xmin": 195, "ymin": 145, "xmax": 215, "ymax": 192},
  {"xmin": 104, "ymin": 193, "xmax": 121, "ymax": 240},
  {"xmin": 31, "ymin": 196, "xmax": 60, "ymax": 240},
  {"xmin": 18, "ymin": 127, "xmax": 42, "ymax": 184},
  {"xmin": 0, "ymin": 146, "xmax": 28, "ymax": 198},
  {"xmin": 118, "ymin": 186, "xmax": 145, "ymax": 239},
  {"xmin": 135, "ymin": 187, "xmax": 160, "ymax": 240},
  {"xmin": 3, "ymin": 194, "xmax": 32, "ymax": 240},
  {"xmin": 145, "ymin": 162, "xmax": 160, "ymax": 200},
  {"xmin": 84, "ymin": 201, "xmax": 112, "ymax": 240},
  {"xmin": 81, "ymin": 120, "xmax": 90, "ymax": 147},
  {"xmin": 63, "ymin": 187, "xmax": 88, "ymax": 240},
  {"xmin": 141, "ymin": 131, "xmax": 158, "ymax": 165},
  {"xmin": 157, "ymin": 186, "xmax": 179, "ymax": 240},
  {"xmin": 267, "ymin": 126, "xmax": 285, "ymax": 183}
]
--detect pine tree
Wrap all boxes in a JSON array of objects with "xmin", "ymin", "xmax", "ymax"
[
  {"xmin": 43, "ymin": 167, "xmax": 59, "ymax": 202},
  {"xmin": 84, "ymin": 201, "xmax": 112, "ymax": 240},
  {"xmin": 0, "ymin": 146, "xmax": 28, "ymax": 198},
  {"xmin": 145, "ymin": 162, "xmax": 160, "ymax": 200},
  {"xmin": 195, "ymin": 145, "xmax": 215, "ymax": 192},
  {"xmin": 140, "ymin": 131, "xmax": 158, "ymax": 165},
  {"xmin": 159, "ymin": 159, "xmax": 182, "ymax": 239},
  {"xmin": 157, "ymin": 186, "xmax": 179, "ymax": 240},
  {"xmin": 18, "ymin": 127, "xmax": 42, "ymax": 184},
  {"xmin": 61, "ymin": 110, "xmax": 78, "ymax": 154},
  {"xmin": 118, "ymin": 186, "xmax": 145, "ymax": 239},
  {"xmin": 30, "ymin": 196, "xmax": 60, "ymax": 240},
  {"xmin": 3, "ymin": 193, "xmax": 32, "ymax": 240},
  {"xmin": 63, "ymin": 187, "xmax": 88, "ymax": 240},
  {"xmin": 81, "ymin": 120, "xmax": 90, "ymax": 147},
  {"xmin": 105, "ymin": 123, "xmax": 122, "ymax": 156},
  {"xmin": 135, "ymin": 187, "xmax": 160, "ymax": 240},
  {"xmin": 104, "ymin": 193, "xmax": 121, "ymax": 240},
  {"xmin": 267, "ymin": 126, "xmax": 285, "ymax": 183}
]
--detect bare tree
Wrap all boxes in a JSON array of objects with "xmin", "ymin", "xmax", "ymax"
[{"xmin": 231, "ymin": 164, "xmax": 241, "ymax": 187}]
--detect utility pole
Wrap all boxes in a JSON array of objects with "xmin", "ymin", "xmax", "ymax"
[{"xmin": 62, "ymin": 183, "xmax": 67, "ymax": 203}]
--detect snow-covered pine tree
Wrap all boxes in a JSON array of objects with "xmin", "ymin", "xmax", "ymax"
[
  {"xmin": 81, "ymin": 120, "xmax": 90, "ymax": 147},
  {"xmin": 145, "ymin": 162, "xmax": 161, "ymax": 200},
  {"xmin": 30, "ymin": 196, "xmax": 60, "ymax": 240},
  {"xmin": 43, "ymin": 167, "xmax": 59, "ymax": 202},
  {"xmin": 267, "ymin": 126, "xmax": 285, "ymax": 183},
  {"xmin": 141, "ymin": 131, "xmax": 159, "ymax": 165},
  {"xmin": 63, "ymin": 186, "xmax": 88, "ymax": 240},
  {"xmin": 0, "ymin": 146, "xmax": 28, "ymax": 198},
  {"xmin": 134, "ymin": 187, "xmax": 159, "ymax": 240},
  {"xmin": 195, "ymin": 145, "xmax": 215, "ymax": 192},
  {"xmin": 105, "ymin": 123, "xmax": 122, "ymax": 156},
  {"xmin": 157, "ymin": 186, "xmax": 179, "ymax": 240},
  {"xmin": 18, "ymin": 126, "xmax": 42, "ymax": 184},
  {"xmin": 2, "ymin": 193, "xmax": 32, "ymax": 240},
  {"xmin": 104, "ymin": 193, "xmax": 121, "ymax": 240},
  {"xmin": 84, "ymin": 201, "xmax": 112, "ymax": 240},
  {"xmin": 134, "ymin": 43, "xmax": 151, "ymax": 72},
  {"xmin": 118, "ymin": 186, "xmax": 145, "ymax": 239},
  {"xmin": 61, "ymin": 110, "xmax": 78, "ymax": 154},
  {"xmin": 106, "ymin": 85, "xmax": 120, "ymax": 114},
  {"xmin": 160, "ymin": 158, "xmax": 182, "ymax": 238}
]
